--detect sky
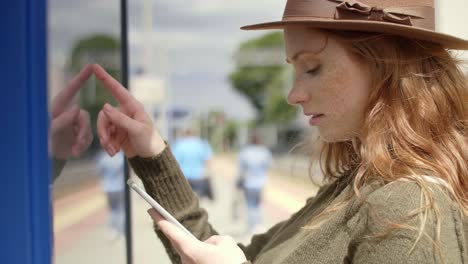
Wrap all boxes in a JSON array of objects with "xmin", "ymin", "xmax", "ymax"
[{"xmin": 48, "ymin": 0, "xmax": 468, "ymax": 122}]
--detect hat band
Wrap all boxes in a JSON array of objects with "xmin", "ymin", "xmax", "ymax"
[{"xmin": 283, "ymin": 0, "xmax": 435, "ymax": 30}]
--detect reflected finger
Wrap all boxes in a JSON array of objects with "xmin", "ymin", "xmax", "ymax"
[
  {"xmin": 52, "ymin": 105, "xmax": 80, "ymax": 131},
  {"xmin": 76, "ymin": 110, "xmax": 93, "ymax": 146},
  {"xmin": 71, "ymin": 142, "xmax": 85, "ymax": 157},
  {"xmin": 76, "ymin": 111, "xmax": 86, "ymax": 139},
  {"xmin": 52, "ymin": 65, "xmax": 93, "ymax": 117}
]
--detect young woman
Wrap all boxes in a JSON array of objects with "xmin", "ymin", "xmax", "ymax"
[{"xmin": 95, "ymin": 0, "xmax": 468, "ymax": 263}]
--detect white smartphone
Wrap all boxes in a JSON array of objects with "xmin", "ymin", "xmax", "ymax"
[{"xmin": 127, "ymin": 179, "xmax": 198, "ymax": 240}]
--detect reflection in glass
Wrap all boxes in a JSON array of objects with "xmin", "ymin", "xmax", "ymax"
[
  {"xmin": 49, "ymin": 65, "xmax": 93, "ymax": 169},
  {"xmin": 47, "ymin": 0, "xmax": 126, "ymax": 263}
]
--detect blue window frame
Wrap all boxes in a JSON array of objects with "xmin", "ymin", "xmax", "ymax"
[{"xmin": 0, "ymin": 0, "xmax": 51, "ymax": 263}]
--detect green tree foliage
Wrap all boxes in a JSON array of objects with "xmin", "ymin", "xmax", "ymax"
[
  {"xmin": 229, "ymin": 32, "xmax": 296, "ymax": 123},
  {"xmin": 263, "ymin": 69, "xmax": 297, "ymax": 123},
  {"xmin": 229, "ymin": 66, "xmax": 282, "ymax": 111},
  {"xmin": 239, "ymin": 31, "xmax": 284, "ymax": 49},
  {"xmin": 70, "ymin": 34, "xmax": 120, "ymax": 108}
]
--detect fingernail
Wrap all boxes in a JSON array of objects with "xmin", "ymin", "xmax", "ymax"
[
  {"xmin": 147, "ymin": 208, "xmax": 157, "ymax": 217},
  {"xmin": 147, "ymin": 209, "xmax": 153, "ymax": 218}
]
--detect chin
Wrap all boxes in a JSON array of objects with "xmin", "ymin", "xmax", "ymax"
[{"xmin": 318, "ymin": 129, "xmax": 356, "ymax": 143}]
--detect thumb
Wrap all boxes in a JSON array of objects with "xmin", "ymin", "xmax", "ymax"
[
  {"xmin": 52, "ymin": 104, "xmax": 80, "ymax": 130},
  {"xmin": 102, "ymin": 103, "xmax": 141, "ymax": 134},
  {"xmin": 75, "ymin": 110, "xmax": 92, "ymax": 141},
  {"xmin": 148, "ymin": 209, "xmax": 197, "ymax": 251}
]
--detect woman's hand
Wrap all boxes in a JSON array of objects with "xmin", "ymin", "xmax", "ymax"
[
  {"xmin": 93, "ymin": 64, "xmax": 165, "ymax": 158},
  {"xmin": 148, "ymin": 209, "xmax": 247, "ymax": 264},
  {"xmin": 50, "ymin": 65, "xmax": 93, "ymax": 159}
]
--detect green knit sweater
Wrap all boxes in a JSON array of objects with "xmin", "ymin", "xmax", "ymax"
[{"xmin": 128, "ymin": 146, "xmax": 468, "ymax": 264}]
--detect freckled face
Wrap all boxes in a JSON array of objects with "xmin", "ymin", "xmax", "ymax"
[{"xmin": 285, "ymin": 27, "xmax": 372, "ymax": 142}]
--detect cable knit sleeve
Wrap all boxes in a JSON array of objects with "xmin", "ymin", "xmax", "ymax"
[{"xmin": 128, "ymin": 144, "xmax": 220, "ymax": 263}]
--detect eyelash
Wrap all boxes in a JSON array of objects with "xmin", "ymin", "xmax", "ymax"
[{"xmin": 306, "ymin": 65, "xmax": 321, "ymax": 76}]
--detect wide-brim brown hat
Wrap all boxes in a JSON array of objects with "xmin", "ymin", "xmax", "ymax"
[{"xmin": 241, "ymin": 0, "xmax": 468, "ymax": 50}]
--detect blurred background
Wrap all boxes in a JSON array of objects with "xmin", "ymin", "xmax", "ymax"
[{"xmin": 48, "ymin": 0, "xmax": 467, "ymax": 263}]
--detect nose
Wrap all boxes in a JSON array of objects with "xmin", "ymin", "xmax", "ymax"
[{"xmin": 287, "ymin": 84, "xmax": 310, "ymax": 106}]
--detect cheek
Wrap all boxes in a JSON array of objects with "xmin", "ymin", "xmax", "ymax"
[
  {"xmin": 318, "ymin": 57, "xmax": 370, "ymax": 140},
  {"xmin": 319, "ymin": 61, "xmax": 352, "ymax": 116}
]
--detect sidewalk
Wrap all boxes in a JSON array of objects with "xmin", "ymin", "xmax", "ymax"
[{"xmin": 53, "ymin": 153, "xmax": 320, "ymax": 264}]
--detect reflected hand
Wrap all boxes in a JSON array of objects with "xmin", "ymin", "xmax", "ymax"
[
  {"xmin": 50, "ymin": 65, "xmax": 94, "ymax": 159},
  {"xmin": 148, "ymin": 209, "xmax": 247, "ymax": 264},
  {"xmin": 93, "ymin": 64, "xmax": 165, "ymax": 158}
]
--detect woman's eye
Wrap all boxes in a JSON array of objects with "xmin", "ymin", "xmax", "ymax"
[{"xmin": 306, "ymin": 66, "xmax": 321, "ymax": 75}]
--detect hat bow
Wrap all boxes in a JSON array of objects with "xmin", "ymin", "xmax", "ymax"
[{"xmin": 331, "ymin": 0, "xmax": 426, "ymax": 26}]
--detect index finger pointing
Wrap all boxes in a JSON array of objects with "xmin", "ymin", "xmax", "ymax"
[{"xmin": 93, "ymin": 64, "xmax": 140, "ymax": 113}]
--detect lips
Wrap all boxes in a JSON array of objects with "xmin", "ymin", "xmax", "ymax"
[
  {"xmin": 307, "ymin": 113, "xmax": 324, "ymax": 125},
  {"xmin": 305, "ymin": 112, "xmax": 324, "ymax": 118}
]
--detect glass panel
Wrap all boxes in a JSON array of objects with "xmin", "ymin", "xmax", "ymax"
[{"xmin": 47, "ymin": 1, "xmax": 126, "ymax": 263}]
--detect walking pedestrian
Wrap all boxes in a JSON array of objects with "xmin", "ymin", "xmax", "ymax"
[
  {"xmin": 172, "ymin": 128, "xmax": 214, "ymax": 200},
  {"xmin": 236, "ymin": 131, "xmax": 272, "ymax": 234}
]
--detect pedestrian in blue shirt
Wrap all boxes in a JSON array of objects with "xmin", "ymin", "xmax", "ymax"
[{"xmin": 172, "ymin": 128, "xmax": 213, "ymax": 199}]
